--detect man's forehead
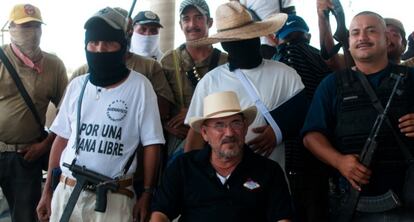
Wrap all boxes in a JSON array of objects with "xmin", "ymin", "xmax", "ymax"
[
  {"xmin": 386, "ymin": 25, "xmax": 402, "ymax": 34},
  {"xmin": 350, "ymin": 15, "xmax": 383, "ymax": 30}
]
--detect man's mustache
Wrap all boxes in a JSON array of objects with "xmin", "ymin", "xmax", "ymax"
[
  {"xmin": 221, "ymin": 137, "xmax": 237, "ymax": 144},
  {"xmin": 186, "ymin": 28, "xmax": 201, "ymax": 33}
]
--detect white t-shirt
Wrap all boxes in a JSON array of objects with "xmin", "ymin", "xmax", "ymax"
[
  {"xmin": 185, "ymin": 59, "xmax": 304, "ymax": 164},
  {"xmin": 239, "ymin": 0, "xmax": 295, "ymax": 45},
  {"xmin": 51, "ymin": 71, "xmax": 165, "ymax": 179},
  {"xmin": 239, "ymin": 0, "xmax": 294, "ymax": 20}
]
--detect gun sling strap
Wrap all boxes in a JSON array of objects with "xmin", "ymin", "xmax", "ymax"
[
  {"xmin": 0, "ymin": 47, "xmax": 48, "ymax": 140},
  {"xmin": 234, "ymin": 69, "xmax": 283, "ymax": 145}
]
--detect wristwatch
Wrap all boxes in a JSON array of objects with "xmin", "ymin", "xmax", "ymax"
[{"xmin": 143, "ymin": 186, "xmax": 154, "ymax": 194}]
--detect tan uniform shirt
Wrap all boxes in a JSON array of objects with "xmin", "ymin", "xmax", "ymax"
[
  {"xmin": 0, "ymin": 44, "xmax": 68, "ymax": 143},
  {"xmin": 161, "ymin": 45, "xmax": 227, "ymax": 111},
  {"xmin": 71, "ymin": 53, "xmax": 174, "ymax": 104}
]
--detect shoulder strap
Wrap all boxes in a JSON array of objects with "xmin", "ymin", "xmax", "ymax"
[
  {"xmin": 172, "ymin": 49, "xmax": 185, "ymax": 108},
  {"xmin": 75, "ymin": 75, "xmax": 89, "ymax": 155},
  {"xmin": 122, "ymin": 146, "xmax": 138, "ymax": 175},
  {"xmin": 246, "ymin": 8, "xmax": 261, "ymax": 21},
  {"xmin": 234, "ymin": 69, "xmax": 283, "ymax": 145},
  {"xmin": 208, "ymin": 48, "xmax": 222, "ymax": 72},
  {"xmin": 0, "ymin": 47, "xmax": 47, "ymax": 139},
  {"xmin": 355, "ymin": 69, "xmax": 414, "ymax": 161}
]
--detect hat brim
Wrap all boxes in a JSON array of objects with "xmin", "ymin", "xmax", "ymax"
[
  {"xmin": 135, "ymin": 21, "xmax": 163, "ymax": 28},
  {"xmin": 85, "ymin": 16, "xmax": 125, "ymax": 31},
  {"xmin": 189, "ymin": 105, "xmax": 257, "ymax": 133},
  {"xmin": 180, "ymin": 5, "xmax": 209, "ymax": 17},
  {"xmin": 13, "ymin": 17, "xmax": 43, "ymax": 25},
  {"xmin": 277, "ymin": 27, "xmax": 309, "ymax": 39},
  {"xmin": 188, "ymin": 13, "xmax": 287, "ymax": 46}
]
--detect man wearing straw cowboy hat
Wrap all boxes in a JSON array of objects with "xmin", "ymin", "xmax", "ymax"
[
  {"xmin": 184, "ymin": 1, "xmax": 307, "ymax": 170},
  {"xmin": 151, "ymin": 91, "xmax": 293, "ymax": 222}
]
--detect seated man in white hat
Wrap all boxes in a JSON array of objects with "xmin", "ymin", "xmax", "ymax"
[
  {"xmin": 151, "ymin": 91, "xmax": 293, "ymax": 222},
  {"xmin": 184, "ymin": 1, "xmax": 306, "ymax": 170}
]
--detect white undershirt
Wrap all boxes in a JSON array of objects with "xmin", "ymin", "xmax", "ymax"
[{"xmin": 216, "ymin": 173, "xmax": 231, "ymax": 185}]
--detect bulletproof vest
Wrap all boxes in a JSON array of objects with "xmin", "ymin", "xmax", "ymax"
[{"xmin": 334, "ymin": 65, "xmax": 414, "ymax": 169}]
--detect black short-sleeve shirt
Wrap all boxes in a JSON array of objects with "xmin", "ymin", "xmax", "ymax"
[{"xmin": 152, "ymin": 145, "xmax": 293, "ymax": 222}]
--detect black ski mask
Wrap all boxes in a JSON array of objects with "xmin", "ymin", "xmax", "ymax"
[
  {"xmin": 84, "ymin": 18, "xmax": 129, "ymax": 87},
  {"xmin": 221, "ymin": 37, "xmax": 262, "ymax": 71}
]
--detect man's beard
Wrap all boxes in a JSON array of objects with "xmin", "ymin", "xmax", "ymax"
[{"xmin": 215, "ymin": 137, "xmax": 243, "ymax": 160}]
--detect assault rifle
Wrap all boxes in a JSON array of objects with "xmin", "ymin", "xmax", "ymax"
[
  {"xmin": 324, "ymin": 0, "xmax": 348, "ymax": 50},
  {"xmin": 337, "ymin": 73, "xmax": 403, "ymax": 222},
  {"xmin": 321, "ymin": 0, "xmax": 354, "ymax": 66},
  {"xmin": 60, "ymin": 162, "xmax": 119, "ymax": 222}
]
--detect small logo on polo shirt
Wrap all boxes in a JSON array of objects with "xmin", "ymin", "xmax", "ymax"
[{"xmin": 243, "ymin": 178, "xmax": 260, "ymax": 190}]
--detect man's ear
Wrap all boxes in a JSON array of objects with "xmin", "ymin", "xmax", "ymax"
[
  {"xmin": 207, "ymin": 18, "xmax": 213, "ymax": 29},
  {"xmin": 385, "ymin": 31, "xmax": 391, "ymax": 47},
  {"xmin": 402, "ymin": 38, "xmax": 408, "ymax": 50},
  {"xmin": 200, "ymin": 126, "xmax": 209, "ymax": 142},
  {"xmin": 179, "ymin": 20, "xmax": 184, "ymax": 31}
]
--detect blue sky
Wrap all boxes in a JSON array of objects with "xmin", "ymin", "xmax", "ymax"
[{"xmin": 1, "ymin": 0, "xmax": 412, "ymax": 72}]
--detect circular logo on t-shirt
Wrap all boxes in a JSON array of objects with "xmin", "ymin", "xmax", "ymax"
[{"xmin": 107, "ymin": 100, "xmax": 128, "ymax": 121}]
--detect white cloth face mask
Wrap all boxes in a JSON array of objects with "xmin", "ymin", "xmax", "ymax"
[{"xmin": 130, "ymin": 32, "xmax": 161, "ymax": 59}]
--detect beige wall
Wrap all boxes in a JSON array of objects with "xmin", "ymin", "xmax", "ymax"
[{"xmin": 150, "ymin": 0, "xmax": 176, "ymax": 52}]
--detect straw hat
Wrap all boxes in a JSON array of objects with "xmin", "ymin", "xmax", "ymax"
[
  {"xmin": 189, "ymin": 91, "xmax": 257, "ymax": 133},
  {"xmin": 188, "ymin": 1, "xmax": 287, "ymax": 46}
]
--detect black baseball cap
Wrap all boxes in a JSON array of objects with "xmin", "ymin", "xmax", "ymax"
[{"xmin": 133, "ymin": 11, "xmax": 163, "ymax": 28}]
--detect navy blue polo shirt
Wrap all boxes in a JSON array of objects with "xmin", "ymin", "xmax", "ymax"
[{"xmin": 152, "ymin": 145, "xmax": 293, "ymax": 222}]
